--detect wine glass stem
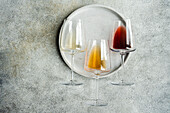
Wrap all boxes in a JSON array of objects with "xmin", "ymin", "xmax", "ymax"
[
  {"xmin": 71, "ymin": 53, "xmax": 74, "ymax": 81},
  {"xmin": 95, "ymin": 76, "xmax": 99, "ymax": 104},
  {"xmin": 120, "ymin": 53, "xmax": 125, "ymax": 83}
]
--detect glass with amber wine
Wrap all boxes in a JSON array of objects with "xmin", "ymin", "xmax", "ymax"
[
  {"xmin": 60, "ymin": 19, "xmax": 86, "ymax": 86},
  {"xmin": 110, "ymin": 19, "xmax": 136, "ymax": 86},
  {"xmin": 84, "ymin": 39, "xmax": 111, "ymax": 106}
]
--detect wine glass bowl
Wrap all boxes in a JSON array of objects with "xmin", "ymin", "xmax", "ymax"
[
  {"xmin": 60, "ymin": 19, "xmax": 86, "ymax": 54},
  {"xmin": 110, "ymin": 19, "xmax": 136, "ymax": 53},
  {"xmin": 84, "ymin": 40, "xmax": 111, "ymax": 74}
]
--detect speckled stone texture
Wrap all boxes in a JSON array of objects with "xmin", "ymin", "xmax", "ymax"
[{"xmin": 0, "ymin": 0, "xmax": 169, "ymax": 113}]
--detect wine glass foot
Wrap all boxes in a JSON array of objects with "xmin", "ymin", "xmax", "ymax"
[
  {"xmin": 86, "ymin": 99, "xmax": 108, "ymax": 107},
  {"xmin": 61, "ymin": 80, "xmax": 83, "ymax": 86},
  {"xmin": 111, "ymin": 82, "xmax": 134, "ymax": 86}
]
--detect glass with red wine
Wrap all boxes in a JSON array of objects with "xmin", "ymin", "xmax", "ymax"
[{"xmin": 110, "ymin": 19, "xmax": 136, "ymax": 86}]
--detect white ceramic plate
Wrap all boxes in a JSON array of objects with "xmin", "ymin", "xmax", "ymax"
[{"xmin": 59, "ymin": 4, "xmax": 129, "ymax": 78}]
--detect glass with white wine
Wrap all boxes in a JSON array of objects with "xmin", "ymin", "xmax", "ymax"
[{"xmin": 60, "ymin": 19, "xmax": 86, "ymax": 86}]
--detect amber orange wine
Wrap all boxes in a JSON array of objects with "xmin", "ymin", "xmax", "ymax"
[{"xmin": 87, "ymin": 45, "xmax": 106, "ymax": 70}]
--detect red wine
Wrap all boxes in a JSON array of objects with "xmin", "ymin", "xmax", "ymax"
[{"xmin": 113, "ymin": 26, "xmax": 127, "ymax": 49}]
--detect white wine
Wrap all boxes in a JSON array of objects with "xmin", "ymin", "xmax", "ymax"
[
  {"xmin": 61, "ymin": 32, "xmax": 83, "ymax": 54},
  {"xmin": 65, "ymin": 32, "xmax": 76, "ymax": 50}
]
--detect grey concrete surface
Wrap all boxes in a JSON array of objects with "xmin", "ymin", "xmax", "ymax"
[{"xmin": 0, "ymin": 0, "xmax": 170, "ymax": 113}]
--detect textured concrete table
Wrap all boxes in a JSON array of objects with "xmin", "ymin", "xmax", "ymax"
[{"xmin": 0, "ymin": 0, "xmax": 169, "ymax": 113}]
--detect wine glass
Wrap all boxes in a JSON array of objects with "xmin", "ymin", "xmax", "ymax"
[
  {"xmin": 110, "ymin": 19, "xmax": 136, "ymax": 86},
  {"xmin": 84, "ymin": 39, "xmax": 111, "ymax": 106},
  {"xmin": 60, "ymin": 19, "xmax": 86, "ymax": 86}
]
